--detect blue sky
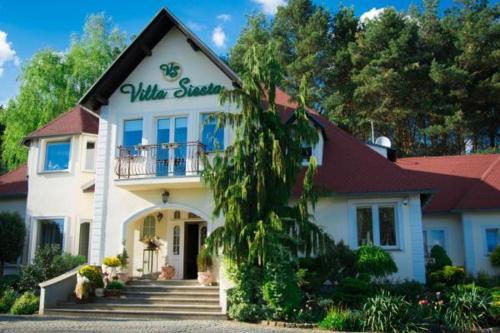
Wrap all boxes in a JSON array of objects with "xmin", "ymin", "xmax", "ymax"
[{"xmin": 0, "ymin": 0, "xmax": 457, "ymax": 105}]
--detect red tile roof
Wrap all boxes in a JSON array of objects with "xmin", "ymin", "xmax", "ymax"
[
  {"xmin": 23, "ymin": 106, "xmax": 99, "ymax": 144},
  {"xmin": 274, "ymin": 88, "xmax": 428, "ymax": 195},
  {"xmin": 0, "ymin": 164, "xmax": 28, "ymax": 197},
  {"xmin": 397, "ymin": 154, "xmax": 500, "ymax": 213}
]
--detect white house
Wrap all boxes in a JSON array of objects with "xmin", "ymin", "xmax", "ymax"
[{"xmin": 1, "ymin": 8, "xmax": 499, "ymax": 314}]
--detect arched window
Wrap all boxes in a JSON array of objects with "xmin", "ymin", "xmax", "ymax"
[
  {"xmin": 142, "ymin": 215, "xmax": 156, "ymax": 240},
  {"xmin": 173, "ymin": 226, "xmax": 180, "ymax": 255},
  {"xmin": 200, "ymin": 226, "xmax": 207, "ymax": 247},
  {"xmin": 173, "ymin": 210, "xmax": 181, "ymax": 220}
]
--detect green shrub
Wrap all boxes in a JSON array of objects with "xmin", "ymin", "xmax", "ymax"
[
  {"xmin": 362, "ymin": 290, "xmax": 424, "ymax": 333},
  {"xmin": 382, "ymin": 280, "xmax": 425, "ymax": 302},
  {"xmin": 197, "ymin": 247, "xmax": 212, "ymax": 272},
  {"xmin": 0, "ymin": 212, "xmax": 25, "ymax": 279},
  {"xmin": 332, "ymin": 276, "xmax": 375, "ymax": 308},
  {"xmin": 10, "ymin": 292, "xmax": 39, "ymax": 315},
  {"xmin": 79, "ymin": 265, "xmax": 104, "ymax": 288},
  {"xmin": 356, "ymin": 244, "xmax": 397, "ymax": 278},
  {"xmin": 117, "ymin": 248, "xmax": 129, "ymax": 269},
  {"xmin": 106, "ymin": 281, "xmax": 124, "ymax": 289},
  {"xmin": 490, "ymin": 287, "xmax": 500, "ymax": 320},
  {"xmin": 441, "ymin": 265, "xmax": 466, "ymax": 285},
  {"xmin": 0, "ymin": 288, "xmax": 17, "ymax": 313},
  {"xmin": 444, "ymin": 284, "xmax": 490, "ymax": 331},
  {"xmin": 428, "ymin": 245, "xmax": 452, "ymax": 272},
  {"xmin": 490, "ymin": 246, "xmax": 500, "ymax": 267},
  {"xmin": 319, "ymin": 307, "xmax": 361, "ymax": 331},
  {"xmin": 262, "ymin": 251, "xmax": 302, "ymax": 321},
  {"xmin": 0, "ymin": 275, "xmax": 20, "ymax": 294},
  {"xmin": 227, "ymin": 262, "xmax": 265, "ymax": 322},
  {"xmin": 19, "ymin": 245, "xmax": 85, "ymax": 292}
]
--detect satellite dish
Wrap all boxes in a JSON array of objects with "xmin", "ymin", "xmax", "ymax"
[{"xmin": 375, "ymin": 136, "xmax": 392, "ymax": 148}]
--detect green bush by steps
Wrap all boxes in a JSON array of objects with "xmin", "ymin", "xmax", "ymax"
[
  {"xmin": 10, "ymin": 292, "xmax": 39, "ymax": 315},
  {"xmin": 0, "ymin": 288, "xmax": 17, "ymax": 313}
]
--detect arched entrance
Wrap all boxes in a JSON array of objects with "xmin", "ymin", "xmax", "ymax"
[{"xmin": 121, "ymin": 203, "xmax": 211, "ymax": 279}]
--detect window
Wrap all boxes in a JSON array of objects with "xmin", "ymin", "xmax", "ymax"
[
  {"xmin": 44, "ymin": 140, "xmax": 70, "ymax": 171},
  {"xmin": 423, "ymin": 229, "xmax": 445, "ymax": 256},
  {"xmin": 485, "ymin": 228, "xmax": 499, "ymax": 254},
  {"xmin": 200, "ymin": 225, "xmax": 207, "ymax": 247},
  {"xmin": 173, "ymin": 211, "xmax": 181, "ymax": 220},
  {"xmin": 356, "ymin": 207, "xmax": 373, "ymax": 245},
  {"xmin": 38, "ymin": 219, "xmax": 64, "ymax": 250},
  {"xmin": 78, "ymin": 222, "xmax": 91, "ymax": 261},
  {"xmin": 355, "ymin": 204, "xmax": 398, "ymax": 248},
  {"xmin": 301, "ymin": 145, "xmax": 313, "ymax": 164},
  {"xmin": 201, "ymin": 114, "xmax": 224, "ymax": 152},
  {"xmin": 142, "ymin": 216, "xmax": 156, "ymax": 240},
  {"xmin": 84, "ymin": 141, "xmax": 96, "ymax": 171},
  {"xmin": 123, "ymin": 119, "xmax": 143, "ymax": 147},
  {"xmin": 173, "ymin": 226, "xmax": 180, "ymax": 255}
]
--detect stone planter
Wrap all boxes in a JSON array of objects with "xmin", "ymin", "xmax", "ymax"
[
  {"xmin": 158, "ymin": 265, "xmax": 175, "ymax": 280},
  {"xmin": 95, "ymin": 288, "xmax": 105, "ymax": 297},
  {"xmin": 116, "ymin": 272, "xmax": 129, "ymax": 282},
  {"xmin": 197, "ymin": 271, "xmax": 214, "ymax": 286}
]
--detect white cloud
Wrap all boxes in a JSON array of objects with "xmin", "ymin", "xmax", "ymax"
[
  {"xmin": 253, "ymin": 0, "xmax": 286, "ymax": 15},
  {"xmin": 0, "ymin": 30, "xmax": 20, "ymax": 77},
  {"xmin": 187, "ymin": 21, "xmax": 206, "ymax": 32},
  {"xmin": 212, "ymin": 26, "xmax": 226, "ymax": 48},
  {"xmin": 360, "ymin": 7, "xmax": 385, "ymax": 24},
  {"xmin": 216, "ymin": 14, "xmax": 232, "ymax": 22}
]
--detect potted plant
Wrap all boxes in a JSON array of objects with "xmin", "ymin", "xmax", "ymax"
[
  {"xmin": 197, "ymin": 247, "xmax": 213, "ymax": 286},
  {"xmin": 103, "ymin": 256, "xmax": 121, "ymax": 280},
  {"xmin": 159, "ymin": 256, "xmax": 175, "ymax": 280},
  {"xmin": 105, "ymin": 280, "xmax": 125, "ymax": 297},
  {"xmin": 117, "ymin": 248, "xmax": 129, "ymax": 282},
  {"xmin": 78, "ymin": 265, "xmax": 104, "ymax": 296}
]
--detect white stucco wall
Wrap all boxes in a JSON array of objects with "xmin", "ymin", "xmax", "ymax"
[
  {"xmin": 463, "ymin": 211, "xmax": 500, "ymax": 276},
  {"xmin": 315, "ymin": 194, "xmax": 425, "ymax": 282},
  {"xmin": 422, "ymin": 214, "xmax": 465, "ymax": 266},
  {"xmin": 26, "ymin": 133, "xmax": 96, "ymax": 260}
]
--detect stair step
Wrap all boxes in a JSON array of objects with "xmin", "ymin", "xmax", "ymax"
[
  {"xmin": 125, "ymin": 284, "xmax": 218, "ymax": 290},
  {"xmin": 88, "ymin": 296, "xmax": 219, "ymax": 305},
  {"xmin": 44, "ymin": 308, "xmax": 227, "ymax": 320},
  {"xmin": 57, "ymin": 302, "xmax": 222, "ymax": 313},
  {"xmin": 127, "ymin": 279, "xmax": 202, "ymax": 286}
]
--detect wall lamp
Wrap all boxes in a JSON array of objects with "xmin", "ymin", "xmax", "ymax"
[{"xmin": 162, "ymin": 190, "xmax": 170, "ymax": 204}]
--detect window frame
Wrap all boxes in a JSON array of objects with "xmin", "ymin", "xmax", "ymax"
[
  {"xmin": 142, "ymin": 215, "xmax": 156, "ymax": 240},
  {"xmin": 122, "ymin": 118, "xmax": 144, "ymax": 150},
  {"xmin": 39, "ymin": 137, "xmax": 72, "ymax": 173},
  {"xmin": 32, "ymin": 217, "xmax": 67, "ymax": 255},
  {"xmin": 422, "ymin": 228, "xmax": 447, "ymax": 257},
  {"xmin": 482, "ymin": 226, "xmax": 500, "ymax": 256},
  {"xmin": 173, "ymin": 225, "xmax": 180, "ymax": 255},
  {"xmin": 82, "ymin": 137, "xmax": 97, "ymax": 172},
  {"xmin": 350, "ymin": 200, "xmax": 403, "ymax": 250}
]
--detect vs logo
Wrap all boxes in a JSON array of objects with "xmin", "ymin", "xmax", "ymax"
[{"xmin": 160, "ymin": 62, "xmax": 182, "ymax": 81}]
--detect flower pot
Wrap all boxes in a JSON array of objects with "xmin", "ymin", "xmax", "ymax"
[
  {"xmin": 95, "ymin": 288, "xmax": 105, "ymax": 297},
  {"xmin": 116, "ymin": 272, "xmax": 129, "ymax": 282},
  {"xmin": 197, "ymin": 271, "xmax": 213, "ymax": 286},
  {"xmin": 105, "ymin": 289, "xmax": 122, "ymax": 297},
  {"xmin": 158, "ymin": 265, "xmax": 175, "ymax": 280}
]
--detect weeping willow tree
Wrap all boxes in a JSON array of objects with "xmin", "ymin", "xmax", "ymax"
[{"xmin": 203, "ymin": 42, "xmax": 331, "ymax": 267}]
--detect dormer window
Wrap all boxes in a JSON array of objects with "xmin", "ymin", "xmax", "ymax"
[{"xmin": 44, "ymin": 140, "xmax": 71, "ymax": 171}]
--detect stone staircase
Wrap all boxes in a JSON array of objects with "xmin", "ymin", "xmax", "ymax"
[{"xmin": 44, "ymin": 279, "xmax": 226, "ymax": 320}]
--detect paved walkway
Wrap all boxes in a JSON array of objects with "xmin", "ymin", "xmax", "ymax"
[{"xmin": 0, "ymin": 315, "xmax": 324, "ymax": 333}]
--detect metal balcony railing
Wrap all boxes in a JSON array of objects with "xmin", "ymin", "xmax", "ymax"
[{"xmin": 115, "ymin": 142, "xmax": 205, "ymax": 179}]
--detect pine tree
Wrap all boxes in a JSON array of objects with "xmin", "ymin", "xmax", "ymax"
[{"xmin": 203, "ymin": 42, "xmax": 330, "ymax": 266}]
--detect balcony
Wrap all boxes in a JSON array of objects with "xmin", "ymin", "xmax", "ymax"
[{"xmin": 114, "ymin": 142, "xmax": 205, "ymax": 190}]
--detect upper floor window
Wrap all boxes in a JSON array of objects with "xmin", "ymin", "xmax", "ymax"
[
  {"xmin": 84, "ymin": 140, "xmax": 96, "ymax": 171},
  {"xmin": 124, "ymin": 119, "xmax": 143, "ymax": 147},
  {"xmin": 485, "ymin": 228, "xmax": 499, "ymax": 254},
  {"xmin": 201, "ymin": 114, "xmax": 224, "ymax": 152},
  {"xmin": 355, "ymin": 203, "xmax": 398, "ymax": 248},
  {"xmin": 44, "ymin": 140, "xmax": 71, "ymax": 171}
]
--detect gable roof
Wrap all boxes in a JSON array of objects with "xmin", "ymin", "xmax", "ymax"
[
  {"xmin": 397, "ymin": 154, "xmax": 500, "ymax": 213},
  {"xmin": 0, "ymin": 164, "xmax": 28, "ymax": 198},
  {"xmin": 23, "ymin": 106, "xmax": 99, "ymax": 145},
  {"xmin": 79, "ymin": 7, "xmax": 240, "ymax": 112},
  {"xmin": 274, "ymin": 89, "xmax": 429, "ymax": 196}
]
